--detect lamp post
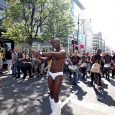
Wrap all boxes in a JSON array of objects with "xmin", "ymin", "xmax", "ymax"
[
  {"xmin": 73, "ymin": 34, "xmax": 75, "ymax": 52},
  {"xmin": 77, "ymin": 14, "xmax": 80, "ymax": 51}
]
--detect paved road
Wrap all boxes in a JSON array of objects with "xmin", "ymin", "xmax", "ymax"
[{"xmin": 0, "ymin": 73, "xmax": 115, "ymax": 115}]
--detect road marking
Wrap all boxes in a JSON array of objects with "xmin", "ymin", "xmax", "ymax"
[
  {"xmin": 61, "ymin": 91, "xmax": 77, "ymax": 108},
  {"xmin": 70, "ymin": 98, "xmax": 115, "ymax": 115}
]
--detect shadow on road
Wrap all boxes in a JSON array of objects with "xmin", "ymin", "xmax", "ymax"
[
  {"xmin": 62, "ymin": 104, "xmax": 74, "ymax": 115},
  {"xmin": 94, "ymin": 87, "xmax": 115, "ymax": 107},
  {"xmin": 110, "ymin": 78, "xmax": 115, "ymax": 86},
  {"xmin": 70, "ymin": 84, "xmax": 87, "ymax": 101},
  {"xmin": 0, "ymin": 77, "xmax": 50, "ymax": 115}
]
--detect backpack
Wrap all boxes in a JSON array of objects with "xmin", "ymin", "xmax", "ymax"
[{"xmin": 90, "ymin": 63, "xmax": 100, "ymax": 73}]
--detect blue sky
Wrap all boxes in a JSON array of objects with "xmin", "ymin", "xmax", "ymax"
[{"xmin": 80, "ymin": 0, "xmax": 115, "ymax": 50}]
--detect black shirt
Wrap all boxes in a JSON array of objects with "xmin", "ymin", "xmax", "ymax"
[
  {"xmin": 103, "ymin": 55, "xmax": 111, "ymax": 64},
  {"xmin": 70, "ymin": 55, "xmax": 81, "ymax": 65},
  {"xmin": 112, "ymin": 55, "xmax": 115, "ymax": 63},
  {"xmin": 5, "ymin": 50, "xmax": 12, "ymax": 60},
  {"xmin": 92, "ymin": 54, "xmax": 101, "ymax": 64}
]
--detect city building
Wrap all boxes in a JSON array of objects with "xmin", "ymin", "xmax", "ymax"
[
  {"xmin": 0, "ymin": 0, "xmax": 8, "ymax": 26},
  {"xmin": 0, "ymin": 0, "xmax": 8, "ymax": 35},
  {"xmin": 102, "ymin": 39, "xmax": 105, "ymax": 52},
  {"xmin": 68, "ymin": 0, "xmax": 85, "ymax": 52},
  {"xmin": 92, "ymin": 32, "xmax": 105, "ymax": 53},
  {"xmin": 79, "ymin": 18, "xmax": 93, "ymax": 53}
]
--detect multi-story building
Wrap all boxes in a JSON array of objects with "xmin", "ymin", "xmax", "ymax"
[
  {"xmin": 92, "ymin": 32, "xmax": 105, "ymax": 53},
  {"xmin": 69, "ymin": 0, "xmax": 94, "ymax": 53},
  {"xmin": 79, "ymin": 19, "xmax": 93, "ymax": 53},
  {"xmin": 68, "ymin": 0, "xmax": 85, "ymax": 52},
  {"xmin": 0, "ymin": 0, "xmax": 8, "ymax": 34},
  {"xmin": 0, "ymin": 0, "xmax": 8, "ymax": 26},
  {"xmin": 102, "ymin": 39, "xmax": 105, "ymax": 52}
]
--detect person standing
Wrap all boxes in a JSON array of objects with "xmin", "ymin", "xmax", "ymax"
[
  {"xmin": 90, "ymin": 49, "xmax": 102, "ymax": 87},
  {"xmin": 103, "ymin": 52, "xmax": 111, "ymax": 80},
  {"xmin": 11, "ymin": 49, "xmax": 18, "ymax": 77},
  {"xmin": 20, "ymin": 52, "xmax": 32, "ymax": 80},
  {"xmin": 5, "ymin": 47, "xmax": 12, "ymax": 72},
  {"xmin": 80, "ymin": 51, "xmax": 87, "ymax": 79},
  {"xmin": 0, "ymin": 47, "xmax": 3, "ymax": 75},
  {"xmin": 32, "ymin": 38, "xmax": 66, "ymax": 115},
  {"xmin": 111, "ymin": 52, "xmax": 115, "ymax": 78},
  {"xmin": 69, "ymin": 51, "xmax": 81, "ymax": 84}
]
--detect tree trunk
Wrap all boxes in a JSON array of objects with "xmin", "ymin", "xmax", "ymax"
[{"xmin": 28, "ymin": 40, "xmax": 32, "ymax": 59}]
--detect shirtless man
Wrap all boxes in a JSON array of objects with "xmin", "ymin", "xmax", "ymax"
[{"xmin": 32, "ymin": 38, "xmax": 66, "ymax": 115}]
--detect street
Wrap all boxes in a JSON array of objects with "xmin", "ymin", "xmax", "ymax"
[{"xmin": 0, "ymin": 73, "xmax": 115, "ymax": 115}]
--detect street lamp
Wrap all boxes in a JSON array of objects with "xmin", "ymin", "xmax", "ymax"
[{"xmin": 76, "ymin": 14, "xmax": 80, "ymax": 51}]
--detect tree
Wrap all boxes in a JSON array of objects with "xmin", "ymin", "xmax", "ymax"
[
  {"xmin": 2, "ymin": 0, "xmax": 74, "ymax": 47},
  {"xmin": 2, "ymin": 0, "xmax": 51, "ymax": 46},
  {"xmin": 41, "ymin": 0, "xmax": 74, "ymax": 40}
]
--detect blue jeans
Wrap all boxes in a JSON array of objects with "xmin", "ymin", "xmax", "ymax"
[
  {"xmin": 12, "ymin": 63, "xmax": 17, "ymax": 77},
  {"xmin": 71, "ymin": 70, "xmax": 80, "ymax": 84}
]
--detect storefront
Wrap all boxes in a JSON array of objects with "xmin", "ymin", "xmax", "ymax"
[{"xmin": 0, "ymin": 28, "xmax": 14, "ymax": 50}]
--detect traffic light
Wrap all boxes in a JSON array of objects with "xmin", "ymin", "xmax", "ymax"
[
  {"xmin": 71, "ymin": 40, "xmax": 78, "ymax": 50},
  {"xmin": 74, "ymin": 41, "xmax": 78, "ymax": 50},
  {"xmin": 74, "ymin": 41, "xmax": 77, "ymax": 45},
  {"xmin": 71, "ymin": 40, "xmax": 74, "ymax": 45},
  {"xmin": 71, "ymin": 40, "xmax": 78, "ymax": 45}
]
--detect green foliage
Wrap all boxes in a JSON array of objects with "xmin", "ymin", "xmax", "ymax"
[
  {"xmin": 2, "ymin": 0, "xmax": 74, "ymax": 45},
  {"xmin": 42, "ymin": 0, "xmax": 75, "ymax": 40}
]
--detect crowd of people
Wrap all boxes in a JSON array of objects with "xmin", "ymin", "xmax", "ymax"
[
  {"xmin": 0, "ymin": 43, "xmax": 115, "ymax": 86},
  {"xmin": 0, "ymin": 44, "xmax": 50, "ymax": 80},
  {"xmin": 64, "ymin": 49, "xmax": 115, "ymax": 87},
  {"xmin": 0, "ymin": 45, "xmax": 12, "ymax": 74},
  {"xmin": 0, "ymin": 39, "xmax": 115, "ymax": 115}
]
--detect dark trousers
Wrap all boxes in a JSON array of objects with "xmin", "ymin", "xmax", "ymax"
[
  {"xmin": 12, "ymin": 63, "xmax": 17, "ymax": 77},
  {"xmin": 21, "ymin": 64, "xmax": 32, "ymax": 79},
  {"xmin": 80, "ymin": 67, "xmax": 86, "ymax": 78},
  {"xmin": 112, "ymin": 68, "xmax": 115, "ymax": 77},
  {"xmin": 91, "ymin": 73, "xmax": 102, "ymax": 86},
  {"xmin": 104, "ymin": 67, "xmax": 110, "ymax": 79},
  {"xmin": 17, "ymin": 64, "xmax": 21, "ymax": 78},
  {"xmin": 101, "ymin": 66, "xmax": 104, "ymax": 76}
]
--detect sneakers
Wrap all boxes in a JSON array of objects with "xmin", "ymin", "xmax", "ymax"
[{"xmin": 41, "ymin": 77, "xmax": 45, "ymax": 80}]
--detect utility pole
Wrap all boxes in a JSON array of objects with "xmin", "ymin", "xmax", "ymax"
[
  {"xmin": 67, "ymin": 36, "xmax": 70, "ymax": 53},
  {"xmin": 77, "ymin": 14, "xmax": 80, "ymax": 51},
  {"xmin": 73, "ymin": 34, "xmax": 74, "ymax": 52}
]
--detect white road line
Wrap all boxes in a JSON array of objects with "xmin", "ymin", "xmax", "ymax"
[
  {"xmin": 70, "ymin": 98, "xmax": 115, "ymax": 115},
  {"xmin": 0, "ymin": 76, "xmax": 9, "ymax": 79},
  {"xmin": 61, "ymin": 91, "xmax": 77, "ymax": 108},
  {"xmin": 101, "ymin": 78, "xmax": 111, "ymax": 84}
]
